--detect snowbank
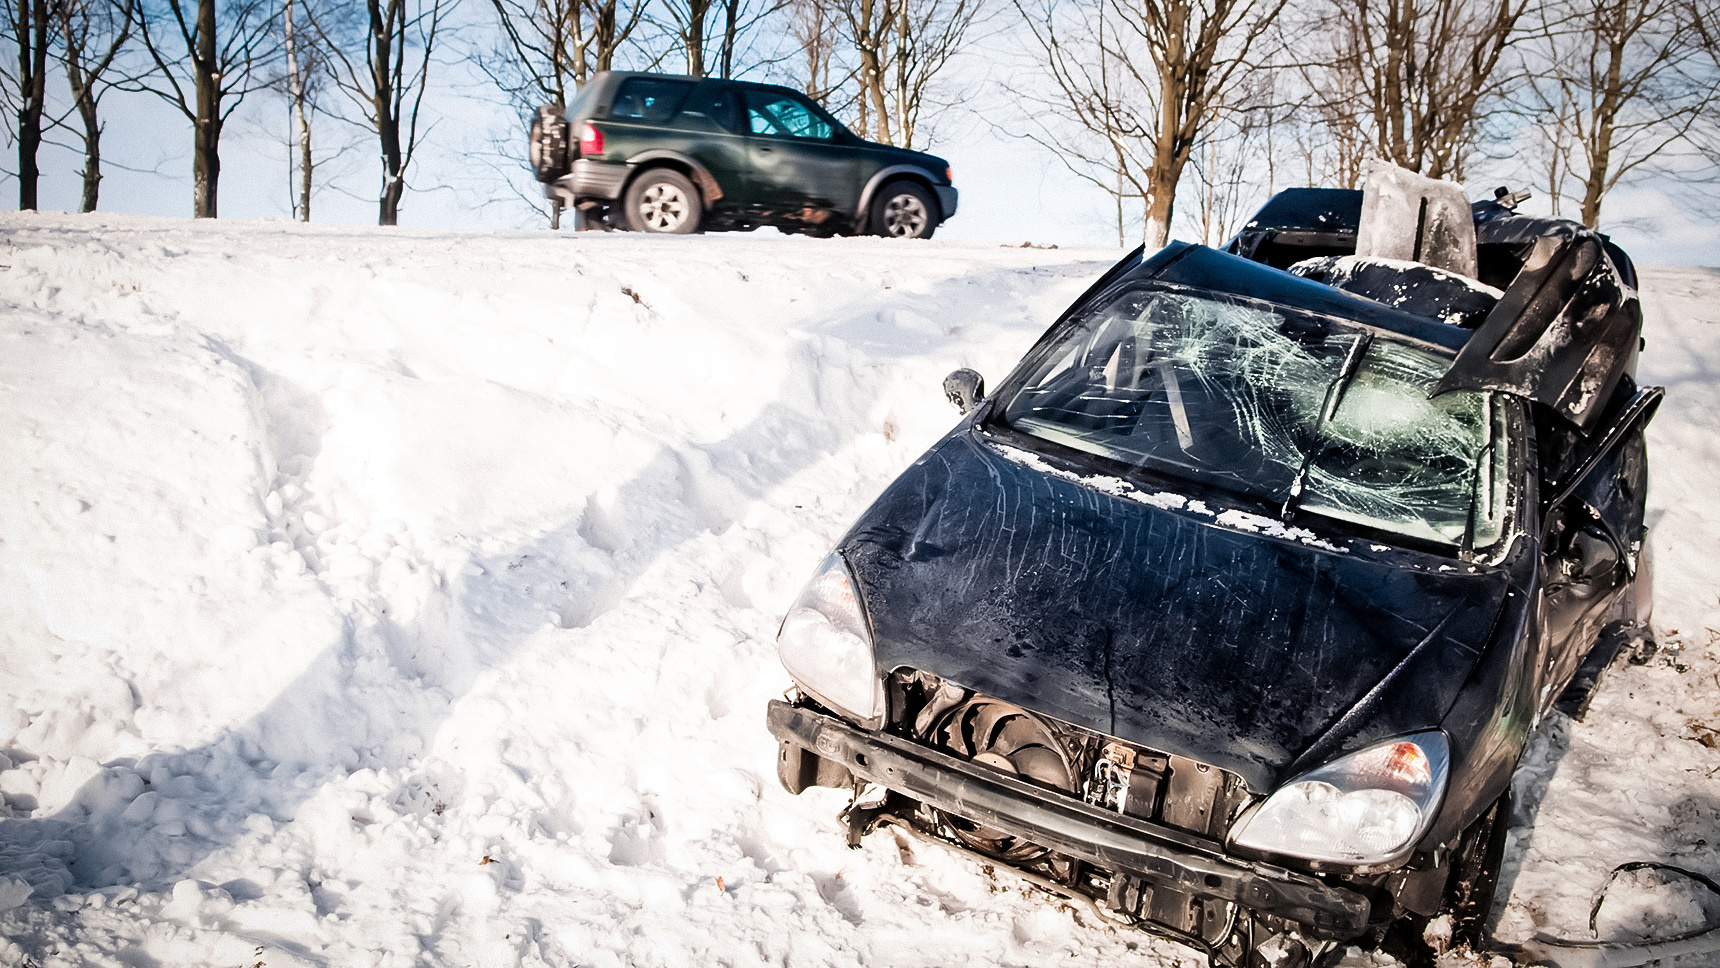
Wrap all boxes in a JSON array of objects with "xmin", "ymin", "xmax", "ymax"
[{"xmin": 0, "ymin": 213, "xmax": 1714, "ymax": 967}]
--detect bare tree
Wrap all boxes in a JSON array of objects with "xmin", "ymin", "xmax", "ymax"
[
  {"xmin": 481, "ymin": 0, "xmax": 644, "ymax": 115},
  {"xmin": 54, "ymin": 0, "xmax": 134, "ymax": 211},
  {"xmin": 1307, "ymin": 0, "xmax": 1525, "ymax": 180},
  {"xmin": 1185, "ymin": 102, "xmax": 1277, "ymax": 244},
  {"xmin": 786, "ymin": 0, "xmax": 842, "ymax": 102},
  {"xmin": 316, "ymin": 0, "xmax": 448, "ymax": 224},
  {"xmin": 651, "ymin": 0, "xmax": 778, "ymax": 79},
  {"xmin": 281, "ymin": 0, "xmax": 313, "ymax": 217},
  {"xmin": 1011, "ymin": 0, "xmax": 1288, "ymax": 248},
  {"xmin": 132, "ymin": 0, "xmax": 276, "ymax": 216},
  {"xmin": 835, "ymin": 0, "xmax": 978, "ymax": 147},
  {"xmin": 1526, "ymin": 0, "xmax": 1710, "ymax": 226},
  {"xmin": 1, "ymin": 0, "xmax": 51, "ymax": 208}
]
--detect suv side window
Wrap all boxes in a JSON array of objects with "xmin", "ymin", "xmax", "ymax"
[
  {"xmin": 680, "ymin": 82, "xmax": 741, "ymax": 133},
  {"xmin": 745, "ymin": 90, "xmax": 834, "ymax": 140},
  {"xmin": 609, "ymin": 77, "xmax": 695, "ymax": 123}
]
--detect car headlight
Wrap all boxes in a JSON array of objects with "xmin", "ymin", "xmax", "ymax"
[
  {"xmin": 776, "ymin": 552, "xmax": 884, "ymax": 728},
  {"xmin": 1228, "ymin": 731, "xmax": 1449, "ymax": 870}
]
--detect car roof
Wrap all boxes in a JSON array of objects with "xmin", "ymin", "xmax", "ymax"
[{"xmin": 1141, "ymin": 241, "xmax": 1472, "ymax": 353}]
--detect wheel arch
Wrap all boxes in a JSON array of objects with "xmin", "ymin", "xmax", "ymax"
[
  {"xmin": 858, "ymin": 165, "xmax": 944, "ymax": 229},
  {"xmin": 624, "ymin": 150, "xmax": 723, "ymax": 205}
]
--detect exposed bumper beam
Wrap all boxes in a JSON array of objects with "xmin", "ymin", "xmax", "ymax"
[{"xmin": 767, "ymin": 700, "xmax": 1371, "ymax": 940}]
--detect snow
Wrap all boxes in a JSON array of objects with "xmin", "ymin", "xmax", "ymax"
[{"xmin": 0, "ymin": 214, "xmax": 1715, "ymax": 967}]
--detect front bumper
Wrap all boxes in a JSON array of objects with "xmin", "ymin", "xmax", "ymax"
[
  {"xmin": 767, "ymin": 700, "xmax": 1370, "ymax": 940},
  {"xmin": 548, "ymin": 158, "xmax": 628, "ymax": 203},
  {"xmin": 935, "ymin": 185, "xmax": 958, "ymax": 222}
]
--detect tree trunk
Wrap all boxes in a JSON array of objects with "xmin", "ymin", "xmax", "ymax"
[
  {"xmin": 59, "ymin": 4, "xmax": 104, "ymax": 212},
  {"xmin": 684, "ymin": 0, "xmax": 706, "ymax": 77},
  {"xmin": 371, "ymin": 0, "xmax": 403, "ymax": 225},
  {"xmin": 1143, "ymin": 166, "xmax": 1178, "ymax": 250},
  {"xmin": 285, "ymin": 0, "xmax": 312, "ymax": 220},
  {"xmin": 75, "ymin": 94, "xmax": 101, "ymax": 211},
  {"xmin": 15, "ymin": 0, "xmax": 48, "ymax": 210},
  {"xmin": 193, "ymin": 0, "xmax": 221, "ymax": 217},
  {"xmin": 1577, "ymin": 0, "xmax": 1625, "ymax": 228},
  {"xmin": 719, "ymin": 0, "xmax": 736, "ymax": 77}
]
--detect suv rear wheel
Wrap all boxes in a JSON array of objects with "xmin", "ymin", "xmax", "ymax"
[
  {"xmin": 872, "ymin": 181, "xmax": 937, "ymax": 239},
  {"xmin": 626, "ymin": 168, "xmax": 703, "ymax": 234}
]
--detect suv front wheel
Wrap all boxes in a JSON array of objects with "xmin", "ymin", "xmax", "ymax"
[
  {"xmin": 872, "ymin": 181, "xmax": 937, "ymax": 239},
  {"xmin": 626, "ymin": 168, "xmax": 703, "ymax": 234}
]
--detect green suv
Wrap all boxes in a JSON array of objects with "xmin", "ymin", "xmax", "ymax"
[{"xmin": 529, "ymin": 72, "xmax": 958, "ymax": 238}]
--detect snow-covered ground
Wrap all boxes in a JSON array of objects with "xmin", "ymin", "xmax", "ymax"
[{"xmin": 0, "ymin": 213, "xmax": 1714, "ymax": 968}]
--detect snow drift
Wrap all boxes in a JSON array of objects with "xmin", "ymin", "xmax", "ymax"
[{"xmin": 0, "ymin": 213, "xmax": 1715, "ymax": 967}]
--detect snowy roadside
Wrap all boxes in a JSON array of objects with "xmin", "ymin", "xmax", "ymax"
[{"xmin": 0, "ymin": 213, "xmax": 1714, "ymax": 967}]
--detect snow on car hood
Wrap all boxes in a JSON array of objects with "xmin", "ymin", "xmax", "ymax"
[{"xmin": 841, "ymin": 428, "xmax": 1511, "ymax": 792}]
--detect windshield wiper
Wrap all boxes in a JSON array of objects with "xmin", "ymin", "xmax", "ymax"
[
  {"xmin": 1281, "ymin": 333, "xmax": 1373, "ymax": 522},
  {"xmin": 1460, "ymin": 395, "xmax": 1496, "ymax": 556}
]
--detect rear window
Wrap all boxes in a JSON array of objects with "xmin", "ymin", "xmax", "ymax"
[
  {"xmin": 609, "ymin": 78, "xmax": 694, "ymax": 123},
  {"xmin": 681, "ymin": 83, "xmax": 742, "ymax": 133}
]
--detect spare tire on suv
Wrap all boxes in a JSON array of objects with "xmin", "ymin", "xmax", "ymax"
[{"xmin": 530, "ymin": 106, "xmax": 571, "ymax": 184}]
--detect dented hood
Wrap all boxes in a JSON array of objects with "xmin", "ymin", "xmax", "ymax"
[{"xmin": 841, "ymin": 430, "xmax": 1510, "ymax": 793}]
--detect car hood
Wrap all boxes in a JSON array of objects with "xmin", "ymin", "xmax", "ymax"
[
  {"xmin": 840, "ymin": 429, "xmax": 1510, "ymax": 793},
  {"xmin": 857, "ymin": 140, "xmax": 947, "ymax": 176}
]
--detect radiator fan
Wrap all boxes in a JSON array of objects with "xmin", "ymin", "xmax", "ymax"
[{"xmin": 924, "ymin": 697, "xmax": 1076, "ymax": 869}]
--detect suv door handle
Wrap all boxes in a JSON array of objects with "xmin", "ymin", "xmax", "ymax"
[{"xmin": 758, "ymin": 145, "xmax": 773, "ymax": 151}]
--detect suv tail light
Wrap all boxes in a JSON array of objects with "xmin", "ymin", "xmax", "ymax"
[{"xmin": 579, "ymin": 122, "xmax": 603, "ymax": 157}]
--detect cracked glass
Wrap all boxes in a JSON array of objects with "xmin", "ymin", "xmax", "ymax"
[{"xmin": 1001, "ymin": 286, "xmax": 1508, "ymax": 549}]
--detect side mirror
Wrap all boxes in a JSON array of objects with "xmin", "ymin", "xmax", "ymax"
[{"xmin": 944, "ymin": 369, "xmax": 986, "ymax": 414}]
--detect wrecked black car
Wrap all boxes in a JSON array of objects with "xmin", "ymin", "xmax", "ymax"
[{"xmin": 765, "ymin": 166, "xmax": 1660, "ymax": 967}]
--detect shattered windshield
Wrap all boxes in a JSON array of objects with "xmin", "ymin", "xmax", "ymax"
[{"xmin": 1000, "ymin": 286, "xmax": 1508, "ymax": 549}]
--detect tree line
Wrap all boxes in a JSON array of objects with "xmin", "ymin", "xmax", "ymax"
[{"xmin": 3, "ymin": 0, "xmax": 1718, "ymax": 240}]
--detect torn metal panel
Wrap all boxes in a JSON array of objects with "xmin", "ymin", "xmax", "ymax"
[{"xmin": 1433, "ymin": 233, "xmax": 1641, "ymax": 431}]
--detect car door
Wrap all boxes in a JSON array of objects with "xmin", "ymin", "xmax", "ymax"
[
  {"xmin": 1532, "ymin": 398, "xmax": 1654, "ymax": 709},
  {"xmin": 673, "ymin": 81, "xmax": 748, "ymax": 212},
  {"xmin": 740, "ymin": 88, "xmax": 861, "ymax": 220}
]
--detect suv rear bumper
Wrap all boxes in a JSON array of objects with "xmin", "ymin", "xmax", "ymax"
[
  {"xmin": 549, "ymin": 159, "xmax": 628, "ymax": 203},
  {"xmin": 766, "ymin": 699, "xmax": 1370, "ymax": 940},
  {"xmin": 935, "ymin": 185, "xmax": 958, "ymax": 221}
]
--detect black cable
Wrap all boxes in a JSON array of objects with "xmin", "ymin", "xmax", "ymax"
[{"xmin": 1586, "ymin": 861, "xmax": 1720, "ymax": 940}]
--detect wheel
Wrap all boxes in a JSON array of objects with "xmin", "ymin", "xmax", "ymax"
[
  {"xmin": 1447, "ymin": 789, "xmax": 1511, "ymax": 947},
  {"xmin": 624, "ymin": 168, "xmax": 702, "ymax": 234},
  {"xmin": 529, "ymin": 106, "xmax": 570, "ymax": 184},
  {"xmin": 871, "ymin": 181, "xmax": 937, "ymax": 239}
]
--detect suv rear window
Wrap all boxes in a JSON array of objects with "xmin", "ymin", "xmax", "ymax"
[
  {"xmin": 681, "ymin": 83, "xmax": 742, "ymax": 133},
  {"xmin": 609, "ymin": 78, "xmax": 694, "ymax": 123}
]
